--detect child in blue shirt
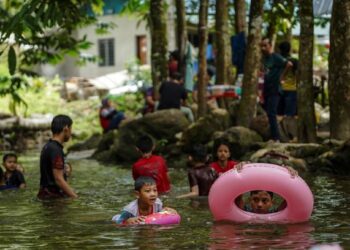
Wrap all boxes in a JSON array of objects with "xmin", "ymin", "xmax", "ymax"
[{"xmin": 112, "ymin": 176, "xmax": 177, "ymax": 225}]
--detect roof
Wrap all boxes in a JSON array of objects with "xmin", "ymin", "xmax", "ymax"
[{"xmin": 313, "ymin": 0, "xmax": 333, "ymax": 16}]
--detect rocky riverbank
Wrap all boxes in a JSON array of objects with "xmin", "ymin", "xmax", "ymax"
[{"xmin": 68, "ymin": 108, "xmax": 349, "ymax": 175}]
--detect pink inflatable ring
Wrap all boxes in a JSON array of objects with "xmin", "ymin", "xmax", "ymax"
[
  {"xmin": 143, "ymin": 212, "xmax": 181, "ymax": 225},
  {"xmin": 208, "ymin": 163, "xmax": 314, "ymax": 223}
]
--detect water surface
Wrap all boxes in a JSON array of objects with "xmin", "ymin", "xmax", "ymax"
[{"xmin": 0, "ymin": 153, "xmax": 349, "ymax": 249}]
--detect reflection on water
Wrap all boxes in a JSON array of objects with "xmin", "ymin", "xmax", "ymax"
[
  {"xmin": 209, "ymin": 222, "xmax": 315, "ymax": 249},
  {"xmin": 0, "ymin": 154, "xmax": 349, "ymax": 249}
]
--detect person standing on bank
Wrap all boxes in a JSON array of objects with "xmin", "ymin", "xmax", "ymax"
[
  {"xmin": 260, "ymin": 37, "xmax": 292, "ymax": 143},
  {"xmin": 37, "ymin": 115, "xmax": 78, "ymax": 199}
]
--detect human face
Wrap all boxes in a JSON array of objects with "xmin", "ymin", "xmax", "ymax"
[
  {"xmin": 137, "ymin": 183, "xmax": 158, "ymax": 207},
  {"xmin": 250, "ymin": 191, "xmax": 273, "ymax": 214},
  {"xmin": 217, "ymin": 144, "xmax": 231, "ymax": 162},
  {"xmin": 3, "ymin": 156, "xmax": 17, "ymax": 172},
  {"xmin": 260, "ymin": 39, "xmax": 272, "ymax": 56},
  {"xmin": 63, "ymin": 126, "xmax": 72, "ymax": 142}
]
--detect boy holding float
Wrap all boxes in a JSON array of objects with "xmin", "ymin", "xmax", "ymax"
[{"xmin": 112, "ymin": 176, "xmax": 177, "ymax": 225}]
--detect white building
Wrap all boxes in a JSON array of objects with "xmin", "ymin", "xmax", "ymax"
[{"xmin": 38, "ymin": 0, "xmax": 176, "ymax": 79}]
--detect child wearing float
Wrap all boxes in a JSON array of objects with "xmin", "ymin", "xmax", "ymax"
[
  {"xmin": 177, "ymin": 144, "xmax": 218, "ymax": 198},
  {"xmin": 112, "ymin": 176, "xmax": 177, "ymax": 225},
  {"xmin": 2, "ymin": 153, "xmax": 26, "ymax": 189},
  {"xmin": 210, "ymin": 139, "xmax": 239, "ymax": 175},
  {"xmin": 235, "ymin": 164, "xmax": 297, "ymax": 214},
  {"xmin": 238, "ymin": 190, "xmax": 286, "ymax": 214},
  {"xmin": 132, "ymin": 135, "xmax": 171, "ymax": 194}
]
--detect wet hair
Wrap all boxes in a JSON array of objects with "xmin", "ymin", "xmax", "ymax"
[
  {"xmin": 212, "ymin": 139, "xmax": 232, "ymax": 161},
  {"xmin": 278, "ymin": 41, "xmax": 291, "ymax": 57},
  {"xmin": 170, "ymin": 72, "xmax": 183, "ymax": 81},
  {"xmin": 51, "ymin": 115, "xmax": 73, "ymax": 134},
  {"xmin": 3, "ymin": 153, "xmax": 17, "ymax": 163},
  {"xmin": 134, "ymin": 176, "xmax": 156, "ymax": 191},
  {"xmin": 250, "ymin": 190, "xmax": 274, "ymax": 199},
  {"xmin": 136, "ymin": 135, "xmax": 154, "ymax": 154},
  {"xmin": 189, "ymin": 144, "xmax": 208, "ymax": 162}
]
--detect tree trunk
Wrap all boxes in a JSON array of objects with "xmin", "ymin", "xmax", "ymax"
[
  {"xmin": 150, "ymin": 0, "xmax": 168, "ymax": 100},
  {"xmin": 175, "ymin": 0, "xmax": 187, "ymax": 76},
  {"xmin": 283, "ymin": 0, "xmax": 294, "ymax": 44},
  {"xmin": 197, "ymin": 0, "xmax": 209, "ymax": 118},
  {"xmin": 234, "ymin": 0, "xmax": 247, "ymax": 34},
  {"xmin": 237, "ymin": 0, "xmax": 264, "ymax": 127},
  {"xmin": 215, "ymin": 0, "xmax": 231, "ymax": 108},
  {"xmin": 297, "ymin": 0, "xmax": 317, "ymax": 142},
  {"xmin": 266, "ymin": 0, "xmax": 279, "ymax": 50},
  {"xmin": 328, "ymin": 0, "xmax": 350, "ymax": 140}
]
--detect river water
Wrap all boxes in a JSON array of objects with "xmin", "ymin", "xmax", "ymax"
[{"xmin": 0, "ymin": 153, "xmax": 349, "ymax": 249}]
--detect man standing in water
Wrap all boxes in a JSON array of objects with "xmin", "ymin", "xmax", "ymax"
[{"xmin": 37, "ymin": 115, "xmax": 78, "ymax": 199}]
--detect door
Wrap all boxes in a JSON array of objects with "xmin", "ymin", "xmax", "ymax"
[{"xmin": 136, "ymin": 35, "xmax": 147, "ymax": 65}]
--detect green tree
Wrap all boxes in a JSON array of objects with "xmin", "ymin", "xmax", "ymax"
[
  {"xmin": 328, "ymin": 0, "xmax": 350, "ymax": 140},
  {"xmin": 149, "ymin": 0, "xmax": 168, "ymax": 99},
  {"xmin": 197, "ymin": 0, "xmax": 209, "ymax": 117},
  {"xmin": 237, "ymin": 0, "xmax": 264, "ymax": 127},
  {"xmin": 297, "ymin": 0, "xmax": 317, "ymax": 142},
  {"xmin": 175, "ymin": 0, "xmax": 187, "ymax": 75},
  {"xmin": 234, "ymin": 0, "xmax": 247, "ymax": 34},
  {"xmin": 0, "ymin": 0, "xmax": 103, "ymax": 115}
]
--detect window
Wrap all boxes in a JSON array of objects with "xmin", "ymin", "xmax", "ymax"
[{"xmin": 98, "ymin": 38, "xmax": 115, "ymax": 66}]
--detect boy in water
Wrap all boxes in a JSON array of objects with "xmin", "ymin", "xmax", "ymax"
[
  {"xmin": 235, "ymin": 164, "xmax": 297, "ymax": 213},
  {"xmin": 37, "ymin": 114, "xmax": 78, "ymax": 199},
  {"xmin": 132, "ymin": 135, "xmax": 171, "ymax": 194},
  {"xmin": 112, "ymin": 176, "xmax": 177, "ymax": 225},
  {"xmin": 238, "ymin": 190, "xmax": 284, "ymax": 214},
  {"xmin": 2, "ymin": 153, "xmax": 26, "ymax": 189}
]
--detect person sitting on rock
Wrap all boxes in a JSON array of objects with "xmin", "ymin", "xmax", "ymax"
[
  {"xmin": 99, "ymin": 97, "xmax": 125, "ymax": 133},
  {"xmin": 158, "ymin": 72, "xmax": 194, "ymax": 122}
]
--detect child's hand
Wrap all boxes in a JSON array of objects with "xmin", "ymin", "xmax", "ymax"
[
  {"xmin": 282, "ymin": 165, "xmax": 298, "ymax": 178},
  {"xmin": 16, "ymin": 164, "xmax": 25, "ymax": 173},
  {"xmin": 125, "ymin": 216, "xmax": 146, "ymax": 225},
  {"xmin": 162, "ymin": 207, "xmax": 178, "ymax": 214},
  {"xmin": 236, "ymin": 161, "xmax": 250, "ymax": 172}
]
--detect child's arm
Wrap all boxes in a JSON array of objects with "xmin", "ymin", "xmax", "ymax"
[
  {"xmin": 17, "ymin": 171, "xmax": 26, "ymax": 189},
  {"xmin": 176, "ymin": 185, "xmax": 199, "ymax": 198},
  {"xmin": 124, "ymin": 216, "xmax": 146, "ymax": 225},
  {"xmin": 113, "ymin": 211, "xmax": 145, "ymax": 225}
]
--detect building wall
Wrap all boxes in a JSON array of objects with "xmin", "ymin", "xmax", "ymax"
[
  {"xmin": 75, "ymin": 15, "xmax": 151, "ymax": 78},
  {"xmin": 39, "ymin": 1, "xmax": 177, "ymax": 80}
]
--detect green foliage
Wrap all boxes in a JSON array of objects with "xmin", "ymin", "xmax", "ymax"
[
  {"xmin": 0, "ymin": 0, "xmax": 104, "ymax": 115},
  {"xmin": 120, "ymin": 0, "xmax": 150, "ymax": 28},
  {"xmin": 7, "ymin": 46, "xmax": 16, "ymax": 75}
]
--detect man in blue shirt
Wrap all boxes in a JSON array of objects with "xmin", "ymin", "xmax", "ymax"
[{"xmin": 261, "ymin": 37, "xmax": 291, "ymax": 142}]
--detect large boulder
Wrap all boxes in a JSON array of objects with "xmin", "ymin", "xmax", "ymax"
[
  {"xmin": 68, "ymin": 133, "xmax": 103, "ymax": 152},
  {"xmin": 248, "ymin": 142, "xmax": 330, "ymax": 172},
  {"xmin": 93, "ymin": 109, "xmax": 190, "ymax": 163},
  {"xmin": 180, "ymin": 108, "xmax": 231, "ymax": 152},
  {"xmin": 309, "ymin": 139, "xmax": 350, "ymax": 175},
  {"xmin": 214, "ymin": 126, "xmax": 263, "ymax": 159}
]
